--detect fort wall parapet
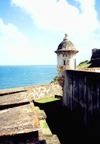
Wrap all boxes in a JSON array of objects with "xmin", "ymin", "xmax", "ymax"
[
  {"xmin": 63, "ymin": 69, "xmax": 99, "ymax": 134},
  {"xmin": 76, "ymin": 67, "xmax": 100, "ymax": 72},
  {"xmin": 26, "ymin": 83, "xmax": 62, "ymax": 100},
  {"xmin": 0, "ymin": 83, "xmax": 62, "ymax": 101}
]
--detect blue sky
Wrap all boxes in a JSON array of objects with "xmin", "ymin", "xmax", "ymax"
[{"xmin": 0, "ymin": 0, "xmax": 100, "ymax": 65}]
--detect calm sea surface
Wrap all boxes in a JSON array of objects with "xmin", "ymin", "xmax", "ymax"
[{"xmin": 0, "ymin": 65, "xmax": 57, "ymax": 90}]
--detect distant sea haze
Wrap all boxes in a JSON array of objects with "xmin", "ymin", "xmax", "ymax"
[{"xmin": 0, "ymin": 65, "xmax": 57, "ymax": 90}]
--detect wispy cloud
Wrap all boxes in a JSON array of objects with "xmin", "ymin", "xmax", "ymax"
[{"xmin": 0, "ymin": 19, "xmax": 43, "ymax": 65}]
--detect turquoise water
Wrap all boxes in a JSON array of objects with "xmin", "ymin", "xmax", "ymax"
[{"xmin": 0, "ymin": 65, "xmax": 57, "ymax": 90}]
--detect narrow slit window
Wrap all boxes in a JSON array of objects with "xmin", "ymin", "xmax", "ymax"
[{"xmin": 63, "ymin": 60, "xmax": 66, "ymax": 66}]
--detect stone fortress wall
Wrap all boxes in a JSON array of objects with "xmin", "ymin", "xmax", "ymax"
[
  {"xmin": 55, "ymin": 34, "xmax": 100, "ymax": 134},
  {"xmin": 63, "ymin": 69, "xmax": 100, "ymax": 134},
  {"xmin": 91, "ymin": 48, "xmax": 100, "ymax": 60}
]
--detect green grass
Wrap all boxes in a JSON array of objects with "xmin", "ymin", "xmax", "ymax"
[
  {"xmin": 40, "ymin": 120, "xmax": 52, "ymax": 135},
  {"xmin": 35, "ymin": 97, "xmax": 61, "ymax": 136},
  {"xmin": 35, "ymin": 99, "xmax": 54, "ymax": 135},
  {"xmin": 35, "ymin": 97, "xmax": 61, "ymax": 103},
  {"xmin": 35, "ymin": 106, "xmax": 40, "ymax": 110},
  {"xmin": 35, "ymin": 107, "xmax": 52, "ymax": 135},
  {"xmin": 52, "ymin": 80, "xmax": 58, "ymax": 83},
  {"xmin": 77, "ymin": 60, "xmax": 91, "ymax": 69}
]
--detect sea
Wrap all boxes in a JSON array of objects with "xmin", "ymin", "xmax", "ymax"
[{"xmin": 0, "ymin": 65, "xmax": 57, "ymax": 90}]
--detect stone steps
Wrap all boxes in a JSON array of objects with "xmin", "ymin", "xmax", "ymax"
[{"xmin": 36, "ymin": 108, "xmax": 61, "ymax": 144}]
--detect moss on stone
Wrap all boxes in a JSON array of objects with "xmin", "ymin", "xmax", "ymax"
[{"xmin": 35, "ymin": 97, "xmax": 61, "ymax": 103}]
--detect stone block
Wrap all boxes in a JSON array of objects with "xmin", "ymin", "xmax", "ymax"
[{"xmin": 36, "ymin": 110, "xmax": 47, "ymax": 120}]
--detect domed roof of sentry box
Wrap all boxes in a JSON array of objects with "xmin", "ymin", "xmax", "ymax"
[{"xmin": 55, "ymin": 34, "xmax": 78, "ymax": 53}]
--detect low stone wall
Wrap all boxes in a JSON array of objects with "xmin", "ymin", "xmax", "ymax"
[
  {"xmin": 0, "ymin": 83, "xmax": 62, "ymax": 101},
  {"xmin": 26, "ymin": 83, "xmax": 62, "ymax": 100}
]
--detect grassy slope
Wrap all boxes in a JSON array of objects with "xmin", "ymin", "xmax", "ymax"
[
  {"xmin": 77, "ymin": 59, "xmax": 100, "ymax": 69},
  {"xmin": 76, "ymin": 60, "xmax": 91, "ymax": 69}
]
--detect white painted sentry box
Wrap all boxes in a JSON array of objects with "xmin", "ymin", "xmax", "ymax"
[{"xmin": 55, "ymin": 34, "xmax": 79, "ymax": 87}]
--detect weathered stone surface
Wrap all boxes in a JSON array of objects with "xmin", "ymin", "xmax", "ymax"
[
  {"xmin": 0, "ymin": 84, "xmax": 62, "ymax": 143},
  {"xmin": 26, "ymin": 83, "xmax": 62, "ymax": 100},
  {"xmin": 0, "ymin": 103, "xmax": 40, "ymax": 136},
  {"xmin": 0, "ymin": 91, "xmax": 31, "ymax": 106},
  {"xmin": 36, "ymin": 110, "xmax": 47, "ymax": 120},
  {"xmin": 0, "ymin": 83, "xmax": 62, "ymax": 102},
  {"xmin": 0, "ymin": 87, "xmax": 26, "ymax": 95},
  {"xmin": 56, "ymin": 34, "xmax": 77, "ymax": 51},
  {"xmin": 43, "ymin": 134, "xmax": 60, "ymax": 144},
  {"xmin": 64, "ymin": 69, "xmax": 100, "ymax": 134},
  {"xmin": 55, "ymin": 34, "xmax": 78, "ymax": 87}
]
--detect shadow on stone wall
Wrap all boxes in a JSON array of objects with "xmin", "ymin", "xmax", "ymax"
[{"xmin": 34, "ymin": 98, "xmax": 99, "ymax": 144}]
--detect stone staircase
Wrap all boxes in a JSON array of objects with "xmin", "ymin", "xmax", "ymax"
[{"xmin": 36, "ymin": 108, "xmax": 61, "ymax": 144}]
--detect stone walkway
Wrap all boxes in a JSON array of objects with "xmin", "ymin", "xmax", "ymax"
[
  {"xmin": 0, "ymin": 103, "xmax": 40, "ymax": 136},
  {"xmin": 0, "ymin": 88, "xmax": 60, "ymax": 144}
]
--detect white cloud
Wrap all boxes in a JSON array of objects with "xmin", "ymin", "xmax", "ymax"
[
  {"xmin": 0, "ymin": 19, "xmax": 44, "ymax": 65},
  {"xmin": 11, "ymin": 0, "xmax": 99, "ymax": 37},
  {"xmin": 9, "ymin": 0, "xmax": 100, "ymax": 64},
  {"xmin": 74, "ymin": 0, "xmax": 95, "ymax": 12},
  {"xmin": 0, "ymin": 19, "xmax": 28, "ymax": 43}
]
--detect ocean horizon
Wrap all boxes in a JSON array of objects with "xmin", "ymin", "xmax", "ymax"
[{"xmin": 0, "ymin": 65, "xmax": 57, "ymax": 90}]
